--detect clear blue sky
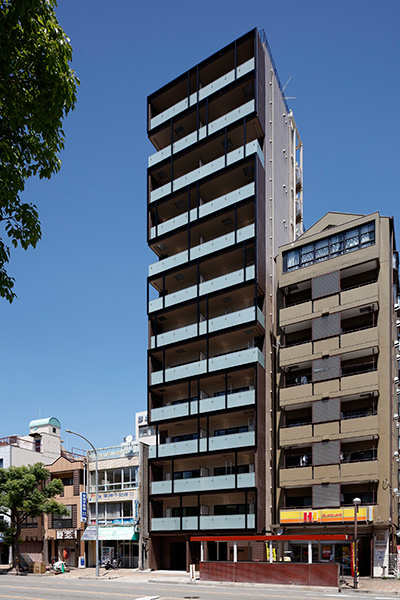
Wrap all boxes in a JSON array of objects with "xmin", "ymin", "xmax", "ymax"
[{"xmin": 1, "ymin": 0, "xmax": 399, "ymax": 450}]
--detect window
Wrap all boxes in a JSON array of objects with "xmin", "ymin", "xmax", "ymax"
[
  {"xmin": 90, "ymin": 467, "xmax": 138, "ymax": 492},
  {"xmin": 214, "ymin": 426, "xmax": 248, "ymax": 437},
  {"xmin": 283, "ymin": 222, "xmax": 375, "ymax": 273},
  {"xmin": 23, "ymin": 516, "xmax": 38, "ymax": 528},
  {"xmin": 90, "ymin": 500, "xmax": 134, "ymax": 524},
  {"xmin": 0, "ymin": 459, "xmax": 3, "ymax": 469},
  {"xmin": 53, "ymin": 505, "xmax": 72, "ymax": 529},
  {"xmin": 139, "ymin": 426, "xmax": 155, "ymax": 437}
]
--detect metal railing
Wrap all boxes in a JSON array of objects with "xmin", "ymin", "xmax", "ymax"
[{"xmin": 88, "ymin": 442, "xmax": 139, "ymax": 462}]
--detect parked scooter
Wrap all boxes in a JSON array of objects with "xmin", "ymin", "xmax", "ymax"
[{"xmin": 103, "ymin": 556, "xmax": 122, "ymax": 570}]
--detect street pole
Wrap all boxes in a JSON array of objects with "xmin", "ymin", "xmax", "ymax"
[
  {"xmin": 353, "ymin": 497, "xmax": 361, "ymax": 589},
  {"xmin": 66, "ymin": 429, "xmax": 99, "ymax": 577}
]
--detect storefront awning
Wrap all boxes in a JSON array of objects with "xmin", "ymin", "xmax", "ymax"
[{"xmin": 82, "ymin": 526, "xmax": 138, "ymax": 541}]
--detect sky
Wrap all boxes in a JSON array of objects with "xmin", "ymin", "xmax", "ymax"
[{"xmin": 1, "ymin": 0, "xmax": 400, "ymax": 451}]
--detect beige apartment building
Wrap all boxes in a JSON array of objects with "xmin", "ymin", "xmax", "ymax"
[{"xmin": 276, "ymin": 211, "xmax": 399, "ymax": 577}]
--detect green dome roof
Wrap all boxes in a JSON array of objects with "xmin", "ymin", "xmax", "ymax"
[{"xmin": 29, "ymin": 417, "xmax": 61, "ymax": 430}]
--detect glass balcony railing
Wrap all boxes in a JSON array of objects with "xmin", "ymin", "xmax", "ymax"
[
  {"xmin": 150, "ymin": 347, "xmax": 264, "ymax": 385},
  {"xmin": 150, "ymin": 182, "xmax": 255, "ymax": 239},
  {"xmin": 150, "ymin": 58, "xmax": 255, "ymax": 130},
  {"xmin": 148, "ymin": 430, "xmax": 255, "ymax": 459},
  {"xmin": 150, "ymin": 513, "xmax": 255, "ymax": 531},
  {"xmin": 149, "ymin": 265, "xmax": 255, "ymax": 313},
  {"xmin": 151, "ymin": 389, "xmax": 255, "ymax": 422},
  {"xmin": 151, "ymin": 306, "xmax": 264, "ymax": 348},
  {"xmin": 148, "ymin": 224, "xmax": 255, "ymax": 277},
  {"xmin": 149, "ymin": 100, "xmax": 256, "ymax": 167},
  {"xmin": 151, "ymin": 472, "xmax": 255, "ymax": 495},
  {"xmin": 150, "ymin": 140, "xmax": 264, "ymax": 203}
]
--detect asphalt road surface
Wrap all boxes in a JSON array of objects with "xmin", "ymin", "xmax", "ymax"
[{"xmin": 0, "ymin": 577, "xmax": 399, "ymax": 600}]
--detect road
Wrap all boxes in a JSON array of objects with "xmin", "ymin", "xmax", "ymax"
[{"xmin": 0, "ymin": 577, "xmax": 398, "ymax": 600}]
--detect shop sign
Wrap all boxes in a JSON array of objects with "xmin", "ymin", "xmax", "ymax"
[
  {"xmin": 89, "ymin": 490, "xmax": 137, "ymax": 502},
  {"xmin": 56, "ymin": 529, "xmax": 77, "ymax": 539},
  {"xmin": 280, "ymin": 505, "xmax": 374, "ymax": 524},
  {"xmin": 81, "ymin": 492, "xmax": 87, "ymax": 523}
]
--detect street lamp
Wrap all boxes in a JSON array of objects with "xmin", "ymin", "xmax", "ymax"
[
  {"xmin": 66, "ymin": 430, "xmax": 99, "ymax": 577},
  {"xmin": 353, "ymin": 497, "xmax": 361, "ymax": 589}
]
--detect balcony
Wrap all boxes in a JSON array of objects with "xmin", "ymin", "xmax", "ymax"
[
  {"xmin": 151, "ymin": 472, "xmax": 254, "ymax": 495},
  {"xmin": 151, "ymin": 306, "xmax": 264, "ymax": 349},
  {"xmin": 279, "ymin": 282, "xmax": 379, "ymax": 330},
  {"xmin": 150, "ymin": 140, "xmax": 264, "ymax": 203},
  {"xmin": 151, "ymin": 389, "xmax": 255, "ymax": 422},
  {"xmin": 149, "ymin": 100, "xmax": 256, "ymax": 167},
  {"xmin": 148, "ymin": 224, "xmax": 255, "ymax": 277},
  {"xmin": 150, "ymin": 182, "xmax": 255, "ymax": 240},
  {"xmin": 340, "ymin": 459, "xmax": 379, "ymax": 481},
  {"xmin": 149, "ymin": 58, "xmax": 255, "ymax": 130},
  {"xmin": 280, "ymin": 466, "xmax": 312, "ymax": 487},
  {"xmin": 341, "ymin": 414, "xmax": 378, "ymax": 436},
  {"xmin": 149, "ymin": 265, "xmax": 255, "ymax": 313},
  {"xmin": 150, "ymin": 513, "xmax": 255, "ymax": 531},
  {"xmin": 151, "ymin": 347, "xmax": 264, "ymax": 385},
  {"xmin": 148, "ymin": 430, "xmax": 255, "ymax": 459},
  {"xmin": 280, "ymin": 424, "xmax": 312, "ymax": 447},
  {"xmin": 279, "ymin": 326, "xmax": 378, "ymax": 368}
]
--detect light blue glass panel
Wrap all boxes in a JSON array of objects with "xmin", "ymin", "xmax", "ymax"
[
  {"xmin": 151, "ymin": 402, "xmax": 189, "ymax": 422},
  {"xmin": 199, "ymin": 396, "xmax": 225, "ymax": 413},
  {"xmin": 157, "ymin": 438, "xmax": 198, "ymax": 457},
  {"xmin": 151, "ymin": 517, "xmax": 180, "ymax": 531},
  {"xmin": 237, "ymin": 473, "xmax": 255, "ymax": 488},
  {"xmin": 209, "ymin": 431, "xmax": 255, "ymax": 451},
  {"xmin": 200, "ymin": 514, "xmax": 255, "ymax": 530},
  {"xmin": 151, "ymin": 480, "xmax": 172, "ymax": 494},
  {"xmin": 227, "ymin": 389, "xmax": 255, "ymax": 409}
]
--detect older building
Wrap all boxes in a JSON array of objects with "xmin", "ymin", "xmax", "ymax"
[
  {"xmin": 84, "ymin": 438, "xmax": 140, "ymax": 568},
  {"xmin": 146, "ymin": 28, "xmax": 303, "ymax": 570},
  {"xmin": 44, "ymin": 454, "xmax": 87, "ymax": 567},
  {"xmin": 276, "ymin": 212, "xmax": 399, "ymax": 577},
  {"xmin": 0, "ymin": 417, "xmax": 64, "ymax": 565}
]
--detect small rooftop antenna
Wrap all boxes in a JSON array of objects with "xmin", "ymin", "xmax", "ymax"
[{"xmin": 282, "ymin": 75, "xmax": 297, "ymax": 101}]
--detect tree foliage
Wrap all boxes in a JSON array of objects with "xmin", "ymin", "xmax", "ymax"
[
  {"xmin": 0, "ymin": 0, "xmax": 79, "ymax": 302},
  {"xmin": 0, "ymin": 462, "xmax": 68, "ymax": 566}
]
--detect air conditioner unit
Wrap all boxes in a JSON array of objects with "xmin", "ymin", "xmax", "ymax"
[
  {"xmin": 166, "ymin": 508, "xmax": 172, "ymax": 518},
  {"xmin": 165, "ymin": 437, "xmax": 171, "ymax": 444},
  {"xmin": 249, "ymin": 464, "xmax": 255, "ymax": 473},
  {"xmin": 395, "ymin": 341, "xmax": 400, "ymax": 348}
]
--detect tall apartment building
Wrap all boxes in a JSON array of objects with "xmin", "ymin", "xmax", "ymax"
[
  {"xmin": 276, "ymin": 212, "xmax": 399, "ymax": 577},
  {"xmin": 146, "ymin": 28, "xmax": 303, "ymax": 570}
]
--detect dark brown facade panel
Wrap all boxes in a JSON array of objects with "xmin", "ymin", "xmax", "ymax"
[
  {"xmin": 72, "ymin": 504, "xmax": 78, "ymax": 528},
  {"xmin": 256, "ymin": 156, "xmax": 266, "ymax": 294},
  {"xmin": 73, "ymin": 469, "xmax": 80, "ymax": 496},
  {"xmin": 255, "ymin": 362, "xmax": 266, "ymax": 533},
  {"xmin": 256, "ymin": 34, "xmax": 266, "ymax": 135}
]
